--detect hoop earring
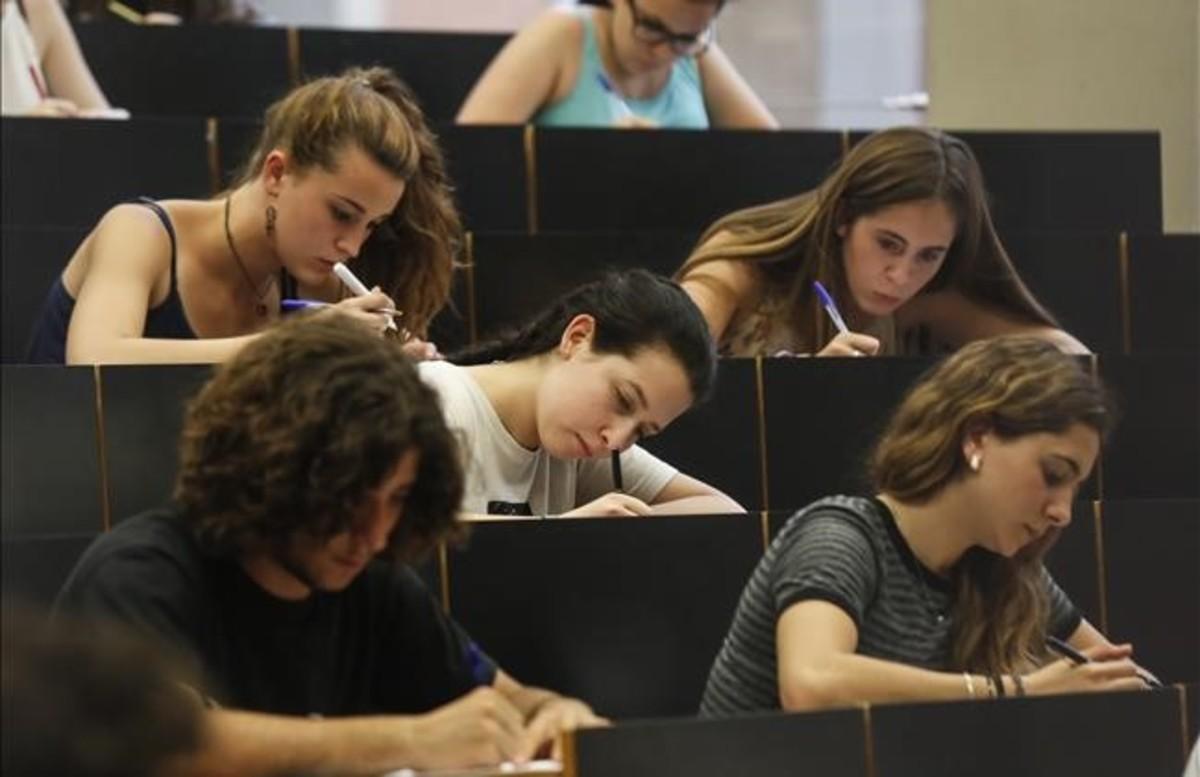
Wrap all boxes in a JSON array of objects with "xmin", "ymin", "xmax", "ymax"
[
  {"xmin": 969, "ymin": 453, "xmax": 982, "ymax": 472},
  {"xmin": 265, "ymin": 204, "xmax": 277, "ymax": 237}
]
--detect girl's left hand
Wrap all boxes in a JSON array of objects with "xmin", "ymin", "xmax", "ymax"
[{"xmin": 401, "ymin": 337, "xmax": 442, "ymax": 361}]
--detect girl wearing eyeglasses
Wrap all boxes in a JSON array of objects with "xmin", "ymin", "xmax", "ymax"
[{"xmin": 457, "ymin": 0, "xmax": 777, "ymax": 129}]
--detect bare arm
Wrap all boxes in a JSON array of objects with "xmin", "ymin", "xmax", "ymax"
[
  {"xmin": 65, "ymin": 205, "xmax": 258, "ymax": 364},
  {"xmin": 184, "ymin": 687, "xmax": 541, "ymax": 777},
  {"xmin": 900, "ymin": 289, "xmax": 1089, "ymax": 354},
  {"xmin": 24, "ymin": 0, "xmax": 109, "ymax": 110},
  {"xmin": 697, "ymin": 44, "xmax": 778, "ymax": 129},
  {"xmin": 648, "ymin": 472, "xmax": 745, "ymax": 515},
  {"xmin": 776, "ymin": 600, "xmax": 1144, "ymax": 711},
  {"xmin": 678, "ymin": 243, "xmax": 759, "ymax": 343},
  {"xmin": 457, "ymin": 10, "xmax": 578, "ymax": 124}
]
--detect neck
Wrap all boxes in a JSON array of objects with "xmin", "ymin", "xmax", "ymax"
[
  {"xmin": 878, "ymin": 488, "xmax": 977, "ymax": 576},
  {"xmin": 466, "ymin": 357, "xmax": 547, "ymax": 450},
  {"xmin": 220, "ymin": 184, "xmax": 281, "ymax": 289},
  {"xmin": 240, "ymin": 552, "xmax": 311, "ymax": 601}
]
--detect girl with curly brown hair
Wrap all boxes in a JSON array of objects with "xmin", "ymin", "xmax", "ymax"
[
  {"xmin": 702, "ymin": 336, "xmax": 1157, "ymax": 716},
  {"xmin": 27, "ymin": 66, "xmax": 461, "ymax": 364}
]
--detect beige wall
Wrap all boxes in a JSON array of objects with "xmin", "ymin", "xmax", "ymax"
[{"xmin": 927, "ymin": 0, "xmax": 1200, "ymax": 231}]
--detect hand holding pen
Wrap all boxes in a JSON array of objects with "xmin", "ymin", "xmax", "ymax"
[
  {"xmin": 812, "ymin": 281, "xmax": 881, "ymax": 358},
  {"xmin": 1014, "ymin": 639, "xmax": 1158, "ymax": 696},
  {"xmin": 283, "ymin": 298, "xmax": 443, "ymax": 360}
]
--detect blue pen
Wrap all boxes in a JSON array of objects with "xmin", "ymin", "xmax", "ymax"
[
  {"xmin": 465, "ymin": 641, "xmax": 491, "ymax": 686},
  {"xmin": 280, "ymin": 298, "xmax": 330, "ymax": 313},
  {"xmin": 596, "ymin": 73, "xmax": 635, "ymax": 120},
  {"xmin": 812, "ymin": 281, "xmax": 850, "ymax": 335},
  {"xmin": 281, "ymin": 298, "xmax": 403, "ymax": 318}
]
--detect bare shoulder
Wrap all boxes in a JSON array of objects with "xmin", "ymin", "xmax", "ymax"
[
  {"xmin": 521, "ymin": 6, "xmax": 587, "ymax": 53},
  {"xmin": 86, "ymin": 202, "xmax": 175, "ymax": 273},
  {"xmin": 683, "ymin": 231, "xmax": 762, "ymax": 295}
]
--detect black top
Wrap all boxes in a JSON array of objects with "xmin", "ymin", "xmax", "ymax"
[
  {"xmin": 55, "ymin": 506, "xmax": 496, "ymax": 717},
  {"xmin": 25, "ymin": 198, "xmax": 197, "ymax": 363}
]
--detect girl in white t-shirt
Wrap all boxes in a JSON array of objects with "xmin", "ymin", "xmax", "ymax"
[{"xmin": 422, "ymin": 270, "xmax": 744, "ymax": 518}]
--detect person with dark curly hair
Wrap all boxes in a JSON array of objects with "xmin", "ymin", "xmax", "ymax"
[{"xmin": 55, "ymin": 315, "xmax": 603, "ymax": 774}]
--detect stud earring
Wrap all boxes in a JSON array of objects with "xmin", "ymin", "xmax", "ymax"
[
  {"xmin": 265, "ymin": 204, "xmax": 277, "ymax": 237},
  {"xmin": 969, "ymin": 453, "xmax": 982, "ymax": 472}
]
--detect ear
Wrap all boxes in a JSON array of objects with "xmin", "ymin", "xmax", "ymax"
[
  {"xmin": 960, "ymin": 419, "xmax": 991, "ymax": 462},
  {"xmin": 261, "ymin": 149, "xmax": 289, "ymax": 196},
  {"xmin": 557, "ymin": 314, "xmax": 596, "ymax": 359}
]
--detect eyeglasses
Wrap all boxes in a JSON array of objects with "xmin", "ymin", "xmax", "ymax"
[{"xmin": 626, "ymin": 0, "xmax": 716, "ymax": 57}]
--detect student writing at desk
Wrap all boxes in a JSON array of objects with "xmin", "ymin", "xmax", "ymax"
[
  {"xmin": 702, "ymin": 336, "xmax": 1158, "ymax": 716},
  {"xmin": 457, "ymin": 0, "xmax": 776, "ymax": 129},
  {"xmin": 677, "ymin": 126, "xmax": 1088, "ymax": 358},
  {"xmin": 426, "ymin": 270, "xmax": 744, "ymax": 518},
  {"xmin": 56, "ymin": 317, "xmax": 603, "ymax": 776},
  {"xmin": 26, "ymin": 66, "xmax": 454, "ymax": 364}
]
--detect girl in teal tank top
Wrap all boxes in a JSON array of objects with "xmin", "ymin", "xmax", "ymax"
[
  {"xmin": 457, "ymin": 1, "xmax": 777, "ymax": 130},
  {"xmin": 535, "ymin": 6, "xmax": 708, "ymax": 129}
]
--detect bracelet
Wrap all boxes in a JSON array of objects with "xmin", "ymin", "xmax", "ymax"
[
  {"xmin": 963, "ymin": 672, "xmax": 977, "ymax": 700},
  {"xmin": 1011, "ymin": 673, "xmax": 1026, "ymax": 697}
]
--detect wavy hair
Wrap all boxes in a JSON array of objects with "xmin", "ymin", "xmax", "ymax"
[
  {"xmin": 869, "ymin": 336, "xmax": 1112, "ymax": 674},
  {"xmin": 678, "ymin": 127, "xmax": 1056, "ymax": 353},
  {"xmin": 236, "ymin": 67, "xmax": 463, "ymax": 336},
  {"xmin": 174, "ymin": 316, "xmax": 465, "ymax": 563},
  {"xmin": 451, "ymin": 269, "xmax": 717, "ymax": 404}
]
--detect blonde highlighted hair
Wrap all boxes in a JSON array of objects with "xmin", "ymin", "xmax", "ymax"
[
  {"xmin": 869, "ymin": 336, "xmax": 1112, "ymax": 674},
  {"xmin": 237, "ymin": 67, "xmax": 462, "ymax": 336},
  {"xmin": 678, "ymin": 127, "xmax": 1055, "ymax": 353}
]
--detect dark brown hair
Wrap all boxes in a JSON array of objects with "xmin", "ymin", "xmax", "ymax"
[
  {"xmin": 174, "ymin": 315, "xmax": 464, "ymax": 563},
  {"xmin": 678, "ymin": 127, "xmax": 1056, "ymax": 353},
  {"xmin": 237, "ymin": 67, "xmax": 463, "ymax": 337},
  {"xmin": 870, "ymin": 336, "xmax": 1112, "ymax": 674}
]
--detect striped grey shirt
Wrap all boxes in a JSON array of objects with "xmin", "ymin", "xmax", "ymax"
[{"xmin": 700, "ymin": 495, "xmax": 1081, "ymax": 717}]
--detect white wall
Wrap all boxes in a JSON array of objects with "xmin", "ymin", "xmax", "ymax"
[{"xmin": 926, "ymin": 0, "xmax": 1200, "ymax": 231}]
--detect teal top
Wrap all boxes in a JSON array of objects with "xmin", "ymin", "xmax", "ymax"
[{"xmin": 534, "ymin": 8, "xmax": 709, "ymax": 129}]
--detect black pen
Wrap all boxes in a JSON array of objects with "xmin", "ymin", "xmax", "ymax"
[
  {"xmin": 611, "ymin": 450, "xmax": 623, "ymax": 492},
  {"xmin": 1045, "ymin": 636, "xmax": 1163, "ymax": 688}
]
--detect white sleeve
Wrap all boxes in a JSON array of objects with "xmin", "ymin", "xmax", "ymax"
[{"xmin": 575, "ymin": 445, "xmax": 678, "ymax": 506}]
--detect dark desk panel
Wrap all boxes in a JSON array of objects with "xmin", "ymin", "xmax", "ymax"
[
  {"xmin": 535, "ymin": 129, "xmax": 842, "ymax": 232},
  {"xmin": 1101, "ymin": 355, "xmax": 1199, "ymax": 499},
  {"xmin": 871, "ymin": 689, "xmax": 1184, "ymax": 777},
  {"xmin": 447, "ymin": 515, "xmax": 761, "ymax": 718},
  {"xmin": 640, "ymin": 358, "xmax": 762, "ymax": 510},
  {"xmin": 470, "ymin": 231, "xmax": 695, "ymax": 341},
  {"xmin": 1041, "ymin": 501, "xmax": 1103, "ymax": 628},
  {"xmin": 1103, "ymin": 499, "xmax": 1200, "ymax": 684},
  {"xmin": 1, "ymin": 117, "xmax": 210, "ymax": 228},
  {"xmin": 850, "ymin": 130, "xmax": 1162, "ymax": 233},
  {"xmin": 440, "ymin": 125, "xmax": 528, "ymax": 232},
  {"xmin": 297, "ymin": 29, "xmax": 507, "ymax": 121},
  {"xmin": 571, "ymin": 708, "xmax": 868, "ymax": 777},
  {"xmin": 760, "ymin": 357, "xmax": 931, "ymax": 512},
  {"xmin": 75, "ymin": 22, "xmax": 290, "ymax": 118},
  {"xmin": 1, "ymin": 366, "xmax": 104, "ymax": 535},
  {"xmin": 98, "ymin": 364, "xmax": 212, "ymax": 522},
  {"xmin": 1002, "ymin": 232, "xmax": 1124, "ymax": 355},
  {"xmin": 1, "ymin": 533, "xmax": 97, "ymax": 607},
  {"xmin": 1128, "ymin": 233, "xmax": 1199, "ymax": 354},
  {"xmin": 1, "ymin": 227, "xmax": 88, "ymax": 363}
]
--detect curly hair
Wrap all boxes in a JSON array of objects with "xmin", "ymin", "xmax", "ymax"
[
  {"xmin": 235, "ymin": 66, "xmax": 463, "ymax": 337},
  {"xmin": 869, "ymin": 335, "xmax": 1113, "ymax": 675},
  {"xmin": 174, "ymin": 315, "xmax": 464, "ymax": 563}
]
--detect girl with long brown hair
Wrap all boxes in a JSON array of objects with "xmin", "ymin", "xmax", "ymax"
[
  {"xmin": 701, "ymin": 336, "xmax": 1155, "ymax": 716},
  {"xmin": 677, "ymin": 126, "xmax": 1086, "ymax": 357},
  {"xmin": 27, "ymin": 66, "xmax": 461, "ymax": 364}
]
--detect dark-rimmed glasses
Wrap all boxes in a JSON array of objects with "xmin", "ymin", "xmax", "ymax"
[{"xmin": 627, "ymin": 0, "xmax": 716, "ymax": 57}]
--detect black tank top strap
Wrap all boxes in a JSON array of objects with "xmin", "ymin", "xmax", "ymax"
[
  {"xmin": 131, "ymin": 197, "xmax": 179, "ymax": 289},
  {"xmin": 279, "ymin": 269, "xmax": 297, "ymax": 300}
]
